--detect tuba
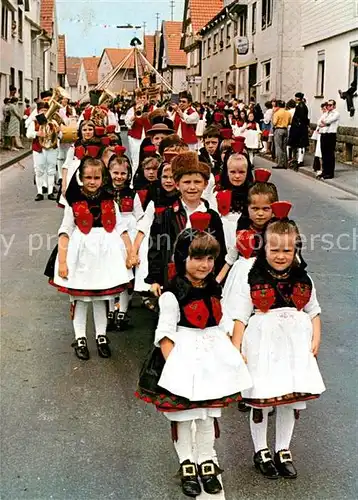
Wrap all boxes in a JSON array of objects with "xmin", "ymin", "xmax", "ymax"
[
  {"xmin": 98, "ymin": 88, "xmax": 116, "ymax": 106},
  {"xmin": 38, "ymin": 98, "xmax": 62, "ymax": 150}
]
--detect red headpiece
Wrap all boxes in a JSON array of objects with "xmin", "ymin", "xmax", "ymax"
[
  {"xmin": 114, "ymin": 145, "xmax": 126, "ymax": 156},
  {"xmin": 236, "ymin": 229, "xmax": 257, "ymax": 259},
  {"xmin": 271, "ymin": 201, "xmax": 292, "ymax": 219},
  {"xmin": 220, "ymin": 128, "xmax": 233, "ymax": 140},
  {"xmin": 143, "ymin": 145, "xmax": 157, "ymax": 157},
  {"xmin": 75, "ymin": 145, "xmax": 86, "ymax": 160},
  {"xmin": 189, "ymin": 212, "xmax": 211, "ymax": 232},
  {"xmin": 101, "ymin": 136, "xmax": 111, "ymax": 146},
  {"xmin": 254, "ymin": 168, "xmax": 271, "ymax": 183},
  {"xmin": 86, "ymin": 145, "xmax": 101, "ymax": 158},
  {"xmin": 106, "ymin": 125, "xmax": 116, "ymax": 134},
  {"xmin": 95, "ymin": 126, "xmax": 106, "ymax": 137},
  {"xmin": 231, "ymin": 136, "xmax": 246, "ymax": 153},
  {"xmin": 216, "ymin": 100, "xmax": 226, "ymax": 110},
  {"xmin": 214, "ymin": 112, "xmax": 224, "ymax": 123}
]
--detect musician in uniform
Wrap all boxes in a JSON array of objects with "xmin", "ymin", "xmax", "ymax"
[
  {"xmin": 172, "ymin": 91, "xmax": 199, "ymax": 151},
  {"xmin": 57, "ymin": 95, "xmax": 77, "ymax": 186},
  {"xmin": 26, "ymin": 101, "xmax": 60, "ymax": 201}
]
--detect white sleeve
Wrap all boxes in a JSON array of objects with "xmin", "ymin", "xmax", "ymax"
[
  {"xmin": 115, "ymin": 203, "xmax": 129, "ymax": 234},
  {"xmin": 124, "ymin": 107, "xmax": 135, "ymax": 129},
  {"xmin": 225, "ymin": 246, "xmax": 239, "ymax": 266},
  {"xmin": 58, "ymin": 204, "xmax": 75, "ymax": 237},
  {"xmin": 133, "ymin": 193, "xmax": 144, "ymax": 222},
  {"xmin": 304, "ymin": 276, "xmax": 321, "ymax": 319},
  {"xmin": 221, "ymin": 258, "xmax": 255, "ymax": 333},
  {"xmin": 62, "ymin": 146, "xmax": 75, "ymax": 170},
  {"xmin": 183, "ymin": 109, "xmax": 199, "ymax": 125},
  {"xmin": 58, "ymin": 107, "xmax": 70, "ymax": 125},
  {"xmin": 154, "ymin": 292, "xmax": 180, "ymax": 345},
  {"xmin": 136, "ymin": 200, "xmax": 155, "ymax": 235},
  {"xmin": 26, "ymin": 120, "xmax": 37, "ymax": 139},
  {"xmin": 25, "ymin": 108, "xmax": 37, "ymax": 129},
  {"xmin": 324, "ymin": 110, "xmax": 340, "ymax": 125},
  {"xmin": 202, "ymin": 174, "xmax": 217, "ymax": 211}
]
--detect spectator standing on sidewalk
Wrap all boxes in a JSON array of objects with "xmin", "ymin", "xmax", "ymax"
[
  {"xmin": 311, "ymin": 102, "xmax": 327, "ymax": 172},
  {"xmin": 8, "ymin": 97, "xmax": 22, "ymax": 151},
  {"xmin": 316, "ymin": 100, "xmax": 340, "ymax": 180},
  {"xmin": 260, "ymin": 101, "xmax": 273, "ymax": 154},
  {"xmin": 287, "ymin": 92, "xmax": 310, "ymax": 170},
  {"xmin": 272, "ymin": 100, "xmax": 292, "ymax": 169},
  {"xmin": 1, "ymin": 98, "xmax": 11, "ymax": 149}
]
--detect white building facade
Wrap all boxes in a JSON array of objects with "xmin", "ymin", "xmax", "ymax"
[{"xmin": 301, "ymin": 0, "xmax": 358, "ymax": 164}]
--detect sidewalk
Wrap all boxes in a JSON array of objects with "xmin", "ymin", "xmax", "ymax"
[
  {"xmin": 260, "ymin": 151, "xmax": 358, "ymax": 197},
  {"xmin": 0, "ymin": 139, "xmax": 32, "ymax": 171}
]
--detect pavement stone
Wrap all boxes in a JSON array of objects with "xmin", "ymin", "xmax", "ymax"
[{"xmin": 0, "ymin": 139, "xmax": 32, "ymax": 170}]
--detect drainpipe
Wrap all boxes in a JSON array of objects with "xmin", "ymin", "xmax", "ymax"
[
  {"xmin": 43, "ymin": 40, "xmax": 52, "ymax": 90},
  {"xmin": 276, "ymin": 0, "xmax": 284, "ymax": 98}
]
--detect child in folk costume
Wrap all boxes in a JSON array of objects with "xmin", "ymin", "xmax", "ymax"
[
  {"xmin": 147, "ymin": 152, "xmax": 227, "ymax": 298},
  {"xmin": 198, "ymin": 125, "xmax": 222, "ymax": 177},
  {"xmin": 26, "ymin": 101, "xmax": 60, "ymax": 201},
  {"xmin": 217, "ymin": 169, "xmax": 278, "ymax": 285},
  {"xmin": 46, "ymin": 157, "xmax": 133, "ymax": 360},
  {"xmin": 136, "ymin": 229, "xmax": 252, "ymax": 497},
  {"xmin": 133, "ymin": 154, "xmax": 160, "ymax": 201},
  {"xmin": 131, "ymin": 159, "xmax": 180, "ymax": 307},
  {"xmin": 243, "ymin": 111, "xmax": 262, "ymax": 165},
  {"xmin": 222, "ymin": 201, "xmax": 325, "ymax": 479},
  {"xmin": 105, "ymin": 154, "xmax": 144, "ymax": 330},
  {"xmin": 138, "ymin": 122, "xmax": 174, "ymax": 167},
  {"xmin": 213, "ymin": 153, "xmax": 253, "ymax": 251}
]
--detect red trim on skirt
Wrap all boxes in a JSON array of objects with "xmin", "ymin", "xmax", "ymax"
[
  {"xmin": 243, "ymin": 392, "xmax": 320, "ymax": 407},
  {"xmin": 49, "ymin": 279, "xmax": 127, "ymax": 296}
]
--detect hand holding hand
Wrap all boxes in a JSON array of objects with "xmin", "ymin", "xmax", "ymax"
[{"xmin": 150, "ymin": 283, "xmax": 162, "ymax": 297}]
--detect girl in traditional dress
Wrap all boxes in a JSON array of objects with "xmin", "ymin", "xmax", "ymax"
[
  {"xmin": 133, "ymin": 155, "xmax": 160, "ymax": 208},
  {"xmin": 46, "ymin": 157, "xmax": 133, "ymax": 360},
  {"xmin": 136, "ymin": 229, "xmax": 252, "ymax": 497},
  {"xmin": 105, "ymin": 155, "xmax": 143, "ymax": 329},
  {"xmin": 222, "ymin": 201, "xmax": 325, "ymax": 479},
  {"xmin": 243, "ymin": 111, "xmax": 262, "ymax": 165}
]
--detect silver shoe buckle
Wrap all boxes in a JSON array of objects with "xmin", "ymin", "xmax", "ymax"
[
  {"xmin": 279, "ymin": 450, "xmax": 292, "ymax": 463},
  {"xmin": 182, "ymin": 464, "xmax": 196, "ymax": 477},
  {"xmin": 260, "ymin": 450, "xmax": 272, "ymax": 463},
  {"xmin": 201, "ymin": 463, "xmax": 216, "ymax": 476}
]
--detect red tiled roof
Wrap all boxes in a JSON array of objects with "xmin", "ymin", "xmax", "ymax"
[
  {"xmin": 82, "ymin": 57, "xmax": 100, "ymax": 86},
  {"xmin": 189, "ymin": 0, "xmax": 224, "ymax": 34},
  {"xmin": 144, "ymin": 35, "xmax": 155, "ymax": 66},
  {"xmin": 66, "ymin": 57, "xmax": 81, "ymax": 87},
  {"xmin": 163, "ymin": 21, "xmax": 186, "ymax": 67},
  {"xmin": 40, "ymin": 0, "xmax": 55, "ymax": 38},
  {"xmin": 57, "ymin": 35, "xmax": 66, "ymax": 75},
  {"xmin": 101, "ymin": 48, "xmax": 134, "ymax": 69}
]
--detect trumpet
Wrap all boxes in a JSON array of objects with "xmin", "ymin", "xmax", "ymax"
[
  {"xmin": 38, "ymin": 99, "xmax": 62, "ymax": 150},
  {"xmin": 50, "ymin": 86, "xmax": 70, "ymax": 106},
  {"xmin": 98, "ymin": 88, "xmax": 116, "ymax": 106}
]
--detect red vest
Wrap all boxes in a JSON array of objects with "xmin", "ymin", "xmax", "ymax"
[
  {"xmin": 32, "ymin": 122, "xmax": 43, "ymax": 153},
  {"xmin": 128, "ymin": 108, "xmax": 151, "ymax": 140},
  {"xmin": 174, "ymin": 108, "xmax": 198, "ymax": 145}
]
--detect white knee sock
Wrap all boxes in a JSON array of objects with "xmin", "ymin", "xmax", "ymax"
[
  {"xmin": 92, "ymin": 301, "xmax": 107, "ymax": 338},
  {"xmin": 250, "ymin": 408, "xmax": 270, "ymax": 452},
  {"xmin": 35, "ymin": 174, "xmax": 44, "ymax": 194},
  {"xmin": 119, "ymin": 289, "xmax": 129, "ymax": 313},
  {"xmin": 298, "ymin": 148, "xmax": 305, "ymax": 163},
  {"xmin": 47, "ymin": 174, "xmax": 55, "ymax": 195},
  {"xmin": 196, "ymin": 417, "xmax": 216, "ymax": 464},
  {"xmin": 275, "ymin": 406, "xmax": 295, "ymax": 452},
  {"xmin": 174, "ymin": 420, "xmax": 194, "ymax": 463},
  {"xmin": 108, "ymin": 299, "xmax": 115, "ymax": 313},
  {"xmin": 73, "ymin": 301, "xmax": 88, "ymax": 339}
]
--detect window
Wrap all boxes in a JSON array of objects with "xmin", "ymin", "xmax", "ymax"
[
  {"xmin": 213, "ymin": 33, "xmax": 218, "ymax": 53},
  {"xmin": 18, "ymin": 70, "xmax": 23, "ymax": 100},
  {"xmin": 194, "ymin": 48, "xmax": 199, "ymax": 66},
  {"xmin": 207, "ymin": 77, "xmax": 211, "ymax": 95},
  {"xmin": 220, "ymin": 27, "xmax": 224, "ymax": 49},
  {"xmin": 11, "ymin": 9, "xmax": 15, "ymax": 37},
  {"xmin": 262, "ymin": 0, "xmax": 273, "ymax": 30},
  {"xmin": 262, "ymin": 60, "xmax": 271, "ymax": 93},
  {"xmin": 37, "ymin": 78, "xmax": 40, "ymax": 99},
  {"xmin": 233, "ymin": 20, "xmax": 238, "ymax": 37},
  {"xmin": 187, "ymin": 52, "xmax": 190, "ymax": 68},
  {"xmin": 207, "ymin": 37, "xmax": 211, "ymax": 56},
  {"xmin": 226, "ymin": 22, "xmax": 231, "ymax": 45},
  {"xmin": 1, "ymin": 3, "xmax": 8, "ymax": 40},
  {"xmin": 225, "ymin": 71, "xmax": 231, "ymax": 93},
  {"xmin": 203, "ymin": 40, "xmax": 206, "ymax": 58},
  {"xmin": 84, "ymin": 85, "xmax": 87, "ymax": 93},
  {"xmin": 316, "ymin": 51, "xmax": 325, "ymax": 97},
  {"xmin": 18, "ymin": 8, "xmax": 23, "ymax": 41},
  {"xmin": 252, "ymin": 2, "xmax": 257, "ymax": 34},
  {"xmin": 10, "ymin": 67, "xmax": 15, "ymax": 88},
  {"xmin": 239, "ymin": 12, "xmax": 247, "ymax": 36},
  {"xmin": 213, "ymin": 76, "xmax": 218, "ymax": 96}
]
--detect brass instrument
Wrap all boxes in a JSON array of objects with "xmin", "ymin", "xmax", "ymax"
[
  {"xmin": 98, "ymin": 88, "xmax": 116, "ymax": 106},
  {"xmin": 38, "ymin": 98, "xmax": 62, "ymax": 150}
]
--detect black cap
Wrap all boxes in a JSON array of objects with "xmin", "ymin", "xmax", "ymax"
[
  {"xmin": 40, "ymin": 90, "xmax": 52, "ymax": 99},
  {"xmin": 295, "ymin": 92, "xmax": 304, "ymax": 99}
]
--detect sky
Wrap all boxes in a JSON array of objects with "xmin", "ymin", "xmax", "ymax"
[{"xmin": 57, "ymin": 0, "xmax": 185, "ymax": 57}]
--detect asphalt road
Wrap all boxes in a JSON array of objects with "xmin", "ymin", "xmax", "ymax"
[{"xmin": 0, "ymin": 151, "xmax": 357, "ymax": 500}]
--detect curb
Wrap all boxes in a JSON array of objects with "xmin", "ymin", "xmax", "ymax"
[
  {"xmin": 0, "ymin": 150, "xmax": 32, "ymax": 171},
  {"xmin": 259, "ymin": 154, "xmax": 358, "ymax": 198},
  {"xmin": 298, "ymin": 166, "xmax": 358, "ymax": 198}
]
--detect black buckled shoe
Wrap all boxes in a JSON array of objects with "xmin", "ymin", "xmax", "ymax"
[
  {"xmin": 35, "ymin": 193, "xmax": 44, "ymax": 201},
  {"xmin": 254, "ymin": 449, "xmax": 279, "ymax": 479},
  {"xmin": 179, "ymin": 460, "xmax": 201, "ymax": 497},
  {"xmin": 107, "ymin": 311, "xmax": 115, "ymax": 331},
  {"xmin": 96, "ymin": 335, "xmax": 111, "ymax": 358},
  {"xmin": 274, "ymin": 449, "xmax": 297, "ymax": 479},
  {"xmin": 71, "ymin": 337, "xmax": 90, "ymax": 360},
  {"xmin": 47, "ymin": 193, "xmax": 57, "ymax": 201},
  {"xmin": 198, "ymin": 460, "xmax": 223, "ymax": 495},
  {"xmin": 114, "ymin": 311, "xmax": 129, "ymax": 331}
]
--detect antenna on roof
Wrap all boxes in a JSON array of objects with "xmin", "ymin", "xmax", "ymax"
[{"xmin": 170, "ymin": 0, "xmax": 175, "ymax": 21}]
